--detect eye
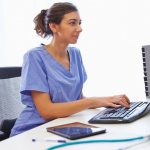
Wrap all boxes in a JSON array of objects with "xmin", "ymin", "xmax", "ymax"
[
  {"xmin": 69, "ymin": 21, "xmax": 76, "ymax": 26},
  {"xmin": 79, "ymin": 20, "xmax": 82, "ymax": 25},
  {"xmin": 68, "ymin": 20, "xmax": 82, "ymax": 26}
]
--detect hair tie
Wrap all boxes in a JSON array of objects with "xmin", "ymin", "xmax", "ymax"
[{"xmin": 41, "ymin": 9, "xmax": 47, "ymax": 15}]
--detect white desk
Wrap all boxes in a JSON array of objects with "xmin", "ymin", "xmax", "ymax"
[{"xmin": 0, "ymin": 108, "xmax": 150, "ymax": 150}]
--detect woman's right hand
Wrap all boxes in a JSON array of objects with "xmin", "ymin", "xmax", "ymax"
[{"xmin": 90, "ymin": 94, "xmax": 130, "ymax": 109}]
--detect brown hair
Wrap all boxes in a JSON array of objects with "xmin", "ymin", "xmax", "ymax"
[{"xmin": 33, "ymin": 2, "xmax": 78, "ymax": 38}]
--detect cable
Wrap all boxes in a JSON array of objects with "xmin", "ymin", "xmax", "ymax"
[
  {"xmin": 47, "ymin": 135, "xmax": 150, "ymax": 150},
  {"xmin": 118, "ymin": 136, "xmax": 150, "ymax": 150}
]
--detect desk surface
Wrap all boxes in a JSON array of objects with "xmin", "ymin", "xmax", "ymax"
[{"xmin": 0, "ymin": 108, "xmax": 150, "ymax": 150}]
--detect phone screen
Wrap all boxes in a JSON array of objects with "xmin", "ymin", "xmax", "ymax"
[{"xmin": 47, "ymin": 122, "xmax": 106, "ymax": 140}]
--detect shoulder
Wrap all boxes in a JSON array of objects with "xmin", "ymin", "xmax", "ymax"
[
  {"xmin": 68, "ymin": 46, "xmax": 80, "ymax": 52},
  {"xmin": 68, "ymin": 46, "xmax": 81, "ymax": 57},
  {"xmin": 25, "ymin": 46, "xmax": 45, "ymax": 57},
  {"xmin": 23, "ymin": 46, "xmax": 46, "ymax": 61}
]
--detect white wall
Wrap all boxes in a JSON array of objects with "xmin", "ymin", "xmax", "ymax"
[{"xmin": 1, "ymin": 0, "xmax": 150, "ymax": 100}]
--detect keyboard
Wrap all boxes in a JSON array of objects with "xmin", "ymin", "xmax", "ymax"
[{"xmin": 88, "ymin": 101, "xmax": 150, "ymax": 123}]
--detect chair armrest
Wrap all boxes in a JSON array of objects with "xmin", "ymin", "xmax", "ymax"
[
  {"xmin": 0, "ymin": 118, "xmax": 17, "ymax": 140},
  {"xmin": 0, "ymin": 130, "xmax": 5, "ymax": 141}
]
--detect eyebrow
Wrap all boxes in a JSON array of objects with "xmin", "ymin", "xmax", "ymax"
[{"xmin": 67, "ymin": 19, "xmax": 82, "ymax": 22}]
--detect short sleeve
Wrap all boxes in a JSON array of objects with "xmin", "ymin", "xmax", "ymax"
[{"xmin": 20, "ymin": 50, "xmax": 49, "ymax": 95}]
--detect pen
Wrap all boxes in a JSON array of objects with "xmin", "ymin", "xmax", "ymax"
[{"xmin": 32, "ymin": 138, "xmax": 66, "ymax": 143}]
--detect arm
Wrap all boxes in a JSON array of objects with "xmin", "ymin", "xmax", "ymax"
[{"xmin": 31, "ymin": 91, "xmax": 130, "ymax": 121}]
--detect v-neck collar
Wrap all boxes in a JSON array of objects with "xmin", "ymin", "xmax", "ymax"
[{"xmin": 43, "ymin": 46, "xmax": 72, "ymax": 74}]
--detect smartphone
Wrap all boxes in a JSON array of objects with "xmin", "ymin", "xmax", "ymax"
[{"xmin": 46, "ymin": 122, "xmax": 106, "ymax": 140}]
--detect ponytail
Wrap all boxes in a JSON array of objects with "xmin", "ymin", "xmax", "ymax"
[{"xmin": 34, "ymin": 9, "xmax": 52, "ymax": 38}]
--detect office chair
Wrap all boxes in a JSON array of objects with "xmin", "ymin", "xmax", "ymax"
[{"xmin": 0, "ymin": 67, "xmax": 24, "ymax": 141}]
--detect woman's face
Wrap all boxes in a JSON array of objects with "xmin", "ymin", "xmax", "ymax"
[{"xmin": 54, "ymin": 11, "xmax": 82, "ymax": 44}]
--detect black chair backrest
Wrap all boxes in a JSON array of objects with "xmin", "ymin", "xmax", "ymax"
[
  {"xmin": 0, "ymin": 66, "xmax": 24, "ymax": 141},
  {"xmin": 0, "ymin": 67, "xmax": 21, "ymax": 79}
]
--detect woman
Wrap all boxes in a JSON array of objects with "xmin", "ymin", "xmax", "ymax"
[{"xmin": 10, "ymin": 2, "xmax": 130, "ymax": 136}]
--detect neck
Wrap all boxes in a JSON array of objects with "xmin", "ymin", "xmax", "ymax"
[
  {"xmin": 46, "ymin": 39, "xmax": 68, "ymax": 58},
  {"xmin": 45, "ymin": 38, "xmax": 70, "ymax": 70}
]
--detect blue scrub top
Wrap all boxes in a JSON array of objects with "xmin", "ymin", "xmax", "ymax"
[{"xmin": 10, "ymin": 45, "xmax": 87, "ymax": 136}]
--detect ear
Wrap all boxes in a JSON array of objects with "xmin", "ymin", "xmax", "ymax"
[{"xmin": 49, "ymin": 23, "xmax": 58, "ymax": 34}]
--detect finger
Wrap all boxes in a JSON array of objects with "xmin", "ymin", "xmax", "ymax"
[
  {"xmin": 112, "ymin": 95, "xmax": 130, "ymax": 108},
  {"xmin": 118, "ymin": 97, "xmax": 130, "ymax": 108},
  {"xmin": 118, "ymin": 95, "xmax": 130, "ymax": 104},
  {"xmin": 115, "ymin": 94, "xmax": 130, "ymax": 104},
  {"xmin": 122, "ymin": 94, "xmax": 130, "ymax": 104},
  {"xmin": 107, "ymin": 103, "xmax": 121, "ymax": 108}
]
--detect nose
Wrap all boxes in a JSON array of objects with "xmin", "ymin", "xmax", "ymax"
[{"xmin": 76, "ymin": 24, "xmax": 82, "ymax": 32}]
